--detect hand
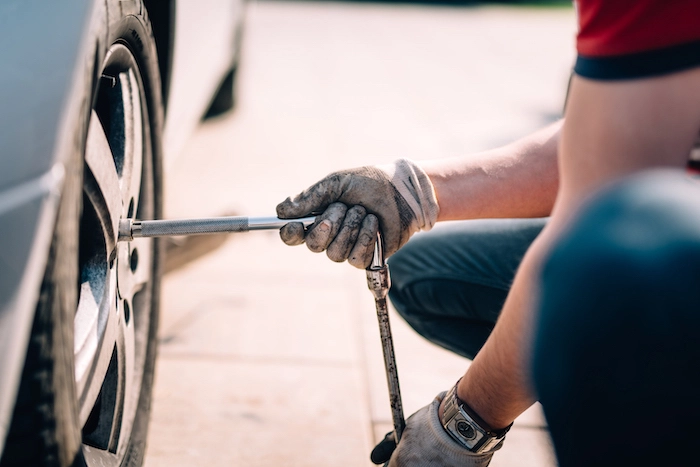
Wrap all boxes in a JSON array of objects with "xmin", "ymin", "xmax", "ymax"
[
  {"xmin": 371, "ymin": 392, "xmax": 498, "ymax": 467},
  {"xmin": 276, "ymin": 159, "xmax": 439, "ymax": 268}
]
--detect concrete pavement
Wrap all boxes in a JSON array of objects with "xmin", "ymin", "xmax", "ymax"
[{"xmin": 144, "ymin": 1, "xmax": 576, "ymax": 465}]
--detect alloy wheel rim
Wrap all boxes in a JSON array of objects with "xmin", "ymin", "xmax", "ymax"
[{"xmin": 75, "ymin": 43, "xmax": 154, "ymax": 465}]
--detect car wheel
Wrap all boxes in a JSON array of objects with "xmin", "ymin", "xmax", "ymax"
[{"xmin": 0, "ymin": 4, "xmax": 163, "ymax": 467}]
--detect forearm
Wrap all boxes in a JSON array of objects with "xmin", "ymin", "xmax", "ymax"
[
  {"xmin": 425, "ymin": 121, "xmax": 562, "ymax": 426},
  {"xmin": 421, "ymin": 120, "xmax": 562, "ymax": 222},
  {"xmin": 454, "ymin": 222, "xmax": 559, "ymax": 428}
]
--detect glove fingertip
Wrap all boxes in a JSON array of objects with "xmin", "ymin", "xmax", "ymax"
[
  {"xmin": 279, "ymin": 222, "xmax": 305, "ymax": 246},
  {"xmin": 276, "ymin": 198, "xmax": 302, "ymax": 219},
  {"xmin": 348, "ymin": 252, "xmax": 372, "ymax": 269}
]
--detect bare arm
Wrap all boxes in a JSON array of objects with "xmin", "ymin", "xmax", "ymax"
[
  {"xmin": 422, "ymin": 120, "xmax": 562, "ymax": 222},
  {"xmin": 452, "ymin": 68, "xmax": 700, "ymax": 430}
]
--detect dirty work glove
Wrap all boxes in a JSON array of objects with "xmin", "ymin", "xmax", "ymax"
[
  {"xmin": 370, "ymin": 392, "xmax": 499, "ymax": 467},
  {"xmin": 276, "ymin": 159, "xmax": 439, "ymax": 268}
]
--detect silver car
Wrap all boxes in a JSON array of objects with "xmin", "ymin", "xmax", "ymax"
[{"xmin": 0, "ymin": 0, "xmax": 245, "ymax": 465}]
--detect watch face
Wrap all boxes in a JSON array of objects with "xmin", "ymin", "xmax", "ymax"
[{"xmin": 457, "ymin": 421, "xmax": 477, "ymax": 441}]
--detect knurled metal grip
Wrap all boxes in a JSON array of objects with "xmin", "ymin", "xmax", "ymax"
[
  {"xmin": 118, "ymin": 216, "xmax": 316, "ymax": 241},
  {"xmin": 142, "ymin": 217, "xmax": 249, "ymax": 237}
]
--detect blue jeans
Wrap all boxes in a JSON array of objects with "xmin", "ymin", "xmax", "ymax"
[
  {"xmin": 533, "ymin": 170, "xmax": 700, "ymax": 466},
  {"xmin": 388, "ymin": 217, "xmax": 547, "ymax": 360}
]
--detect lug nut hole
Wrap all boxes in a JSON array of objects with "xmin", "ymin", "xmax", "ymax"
[
  {"xmin": 123, "ymin": 299, "xmax": 131, "ymax": 324},
  {"xmin": 130, "ymin": 248, "xmax": 139, "ymax": 272}
]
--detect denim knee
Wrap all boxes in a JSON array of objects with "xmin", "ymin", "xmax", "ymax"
[
  {"xmin": 387, "ymin": 219, "xmax": 545, "ymax": 358},
  {"xmin": 533, "ymin": 169, "xmax": 700, "ymax": 466}
]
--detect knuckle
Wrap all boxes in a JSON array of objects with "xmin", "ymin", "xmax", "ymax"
[
  {"xmin": 344, "ymin": 206, "xmax": 366, "ymax": 225},
  {"xmin": 351, "ymin": 204, "xmax": 367, "ymax": 217},
  {"xmin": 325, "ymin": 202, "xmax": 348, "ymax": 221}
]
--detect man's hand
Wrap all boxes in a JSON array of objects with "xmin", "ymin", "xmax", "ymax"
[
  {"xmin": 371, "ymin": 392, "xmax": 497, "ymax": 466},
  {"xmin": 276, "ymin": 159, "xmax": 439, "ymax": 268}
]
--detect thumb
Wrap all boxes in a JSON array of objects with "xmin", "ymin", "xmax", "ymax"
[
  {"xmin": 370, "ymin": 431, "xmax": 397, "ymax": 465},
  {"xmin": 276, "ymin": 174, "xmax": 343, "ymax": 219}
]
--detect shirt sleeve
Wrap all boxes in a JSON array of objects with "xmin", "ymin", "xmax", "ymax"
[{"xmin": 574, "ymin": 0, "xmax": 700, "ymax": 80}]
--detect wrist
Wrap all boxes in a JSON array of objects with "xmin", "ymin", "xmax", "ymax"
[
  {"xmin": 457, "ymin": 374, "xmax": 515, "ymax": 431},
  {"xmin": 380, "ymin": 158, "xmax": 439, "ymax": 231},
  {"xmin": 439, "ymin": 380, "xmax": 512, "ymax": 453}
]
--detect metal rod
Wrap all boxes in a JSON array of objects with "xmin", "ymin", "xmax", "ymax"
[
  {"xmin": 118, "ymin": 216, "xmax": 316, "ymax": 241},
  {"xmin": 366, "ymin": 233, "xmax": 406, "ymax": 444}
]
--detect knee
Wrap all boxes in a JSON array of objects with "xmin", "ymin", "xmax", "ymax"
[
  {"xmin": 533, "ymin": 170, "xmax": 700, "ymax": 464},
  {"xmin": 538, "ymin": 169, "xmax": 700, "ymax": 326}
]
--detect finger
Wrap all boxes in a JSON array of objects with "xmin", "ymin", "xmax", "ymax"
[
  {"xmin": 370, "ymin": 431, "xmax": 397, "ymax": 465},
  {"xmin": 348, "ymin": 214, "xmax": 379, "ymax": 269},
  {"xmin": 279, "ymin": 222, "xmax": 306, "ymax": 246},
  {"xmin": 326, "ymin": 205, "xmax": 366, "ymax": 262},
  {"xmin": 276, "ymin": 174, "xmax": 344, "ymax": 219},
  {"xmin": 305, "ymin": 202, "xmax": 347, "ymax": 253}
]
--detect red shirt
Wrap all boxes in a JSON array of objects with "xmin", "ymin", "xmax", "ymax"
[{"xmin": 574, "ymin": 0, "xmax": 700, "ymax": 80}]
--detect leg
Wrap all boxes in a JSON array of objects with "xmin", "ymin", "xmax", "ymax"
[
  {"xmin": 533, "ymin": 170, "xmax": 700, "ymax": 466},
  {"xmin": 388, "ymin": 218, "xmax": 547, "ymax": 359}
]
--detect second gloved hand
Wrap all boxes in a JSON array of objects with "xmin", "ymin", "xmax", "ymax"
[
  {"xmin": 371, "ymin": 392, "xmax": 498, "ymax": 467},
  {"xmin": 276, "ymin": 159, "xmax": 439, "ymax": 268}
]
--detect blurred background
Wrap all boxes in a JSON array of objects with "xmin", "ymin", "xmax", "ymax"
[{"xmin": 145, "ymin": 0, "xmax": 576, "ymax": 465}]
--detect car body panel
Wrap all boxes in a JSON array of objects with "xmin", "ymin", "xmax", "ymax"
[
  {"xmin": 0, "ymin": 0, "xmax": 101, "ymax": 453},
  {"xmin": 0, "ymin": 0, "xmax": 244, "ymax": 457},
  {"xmin": 164, "ymin": 0, "xmax": 244, "ymax": 166},
  {"xmin": 0, "ymin": 168, "xmax": 65, "ymax": 455},
  {"xmin": 0, "ymin": 0, "xmax": 95, "ymax": 191}
]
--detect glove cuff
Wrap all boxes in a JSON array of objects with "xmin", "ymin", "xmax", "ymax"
[
  {"xmin": 380, "ymin": 159, "xmax": 440, "ymax": 231},
  {"xmin": 425, "ymin": 392, "xmax": 497, "ymax": 466}
]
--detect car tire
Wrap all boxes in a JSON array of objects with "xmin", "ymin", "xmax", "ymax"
[{"xmin": 0, "ymin": 2, "xmax": 163, "ymax": 466}]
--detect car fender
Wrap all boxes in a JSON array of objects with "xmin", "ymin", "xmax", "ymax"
[{"xmin": 0, "ymin": 0, "xmax": 106, "ymax": 454}]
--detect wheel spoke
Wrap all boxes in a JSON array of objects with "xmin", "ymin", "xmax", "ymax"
[
  {"xmin": 118, "ymin": 69, "xmax": 143, "ymax": 216},
  {"xmin": 112, "ymin": 297, "xmax": 136, "ymax": 454},
  {"xmin": 75, "ymin": 269, "xmax": 120, "ymax": 426},
  {"xmin": 83, "ymin": 446, "xmax": 119, "ymax": 465},
  {"xmin": 85, "ymin": 111, "xmax": 122, "ymax": 251}
]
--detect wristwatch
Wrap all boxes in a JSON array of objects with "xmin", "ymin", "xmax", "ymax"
[{"xmin": 440, "ymin": 382, "xmax": 512, "ymax": 453}]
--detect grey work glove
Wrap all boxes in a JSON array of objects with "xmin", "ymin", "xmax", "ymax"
[
  {"xmin": 371, "ymin": 392, "xmax": 498, "ymax": 467},
  {"xmin": 276, "ymin": 159, "xmax": 439, "ymax": 268}
]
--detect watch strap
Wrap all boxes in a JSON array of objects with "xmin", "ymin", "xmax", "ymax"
[{"xmin": 441, "ymin": 382, "xmax": 512, "ymax": 453}]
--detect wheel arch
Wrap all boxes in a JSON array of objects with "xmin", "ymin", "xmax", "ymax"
[{"xmin": 143, "ymin": 0, "xmax": 176, "ymax": 111}]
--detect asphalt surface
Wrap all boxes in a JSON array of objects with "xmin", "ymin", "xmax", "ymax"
[{"xmin": 144, "ymin": 1, "xmax": 576, "ymax": 465}]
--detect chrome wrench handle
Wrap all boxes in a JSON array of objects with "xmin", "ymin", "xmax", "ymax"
[{"xmin": 118, "ymin": 216, "xmax": 316, "ymax": 241}]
